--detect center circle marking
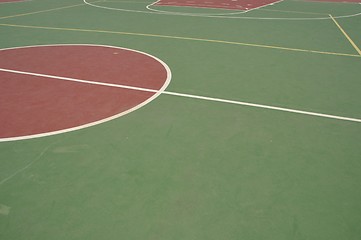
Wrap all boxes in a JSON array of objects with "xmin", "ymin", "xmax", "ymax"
[{"xmin": 0, "ymin": 44, "xmax": 171, "ymax": 142}]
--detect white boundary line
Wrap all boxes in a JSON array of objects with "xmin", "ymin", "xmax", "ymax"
[
  {"xmin": 0, "ymin": 65, "xmax": 360, "ymax": 132},
  {"xmin": 242, "ymin": 0, "xmax": 284, "ymax": 13},
  {"xmin": 0, "ymin": 44, "xmax": 172, "ymax": 142},
  {"xmin": 0, "ymin": 67, "xmax": 160, "ymax": 94},
  {"xmin": 146, "ymin": 0, "xmax": 247, "ymax": 16},
  {"xmin": 162, "ymin": 91, "xmax": 361, "ymax": 123},
  {"xmin": 1, "ymin": 67, "xmax": 360, "ymax": 124},
  {"xmin": 83, "ymin": 0, "xmax": 361, "ymax": 20}
]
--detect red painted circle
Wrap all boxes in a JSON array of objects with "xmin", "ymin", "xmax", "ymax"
[{"xmin": 0, "ymin": 45, "xmax": 171, "ymax": 141}]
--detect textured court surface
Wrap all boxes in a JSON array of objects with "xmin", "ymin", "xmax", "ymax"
[
  {"xmin": 0, "ymin": 44, "xmax": 170, "ymax": 140},
  {"xmin": 153, "ymin": 0, "xmax": 281, "ymax": 10},
  {"xmin": 0, "ymin": 0, "xmax": 360, "ymax": 239}
]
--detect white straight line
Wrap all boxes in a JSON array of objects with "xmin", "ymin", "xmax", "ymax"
[
  {"xmin": 1, "ymin": 67, "xmax": 360, "ymax": 123},
  {"xmin": 83, "ymin": 0, "xmax": 361, "ymax": 20},
  {"xmin": 243, "ymin": 0, "xmax": 284, "ymax": 13},
  {"xmin": 163, "ymin": 91, "xmax": 361, "ymax": 123},
  {"xmin": 0, "ymin": 44, "xmax": 172, "ymax": 142},
  {"xmin": 0, "ymin": 68, "xmax": 159, "ymax": 93},
  {"xmin": 146, "ymin": 0, "xmax": 246, "ymax": 16}
]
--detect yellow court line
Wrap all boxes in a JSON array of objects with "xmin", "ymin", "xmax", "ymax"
[
  {"xmin": 0, "ymin": 3, "xmax": 87, "ymax": 20},
  {"xmin": 329, "ymin": 14, "xmax": 361, "ymax": 56},
  {"xmin": 0, "ymin": 23, "xmax": 360, "ymax": 58},
  {"xmin": 258, "ymin": 8, "xmax": 329, "ymax": 16}
]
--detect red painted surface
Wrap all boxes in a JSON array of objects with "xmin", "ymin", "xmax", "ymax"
[
  {"xmin": 0, "ymin": 45, "xmax": 168, "ymax": 139},
  {"xmin": 0, "ymin": 45, "xmax": 167, "ymax": 90},
  {"xmin": 154, "ymin": 0, "xmax": 281, "ymax": 10}
]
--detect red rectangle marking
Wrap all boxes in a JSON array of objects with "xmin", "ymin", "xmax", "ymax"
[{"xmin": 155, "ymin": 0, "xmax": 281, "ymax": 10}]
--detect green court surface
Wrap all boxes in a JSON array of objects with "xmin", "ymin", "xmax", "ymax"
[{"xmin": 0, "ymin": 0, "xmax": 361, "ymax": 239}]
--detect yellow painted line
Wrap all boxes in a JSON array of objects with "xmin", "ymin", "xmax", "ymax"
[
  {"xmin": 0, "ymin": 3, "xmax": 87, "ymax": 20},
  {"xmin": 258, "ymin": 8, "xmax": 328, "ymax": 16},
  {"xmin": 0, "ymin": 23, "xmax": 360, "ymax": 58},
  {"xmin": 329, "ymin": 14, "xmax": 361, "ymax": 56}
]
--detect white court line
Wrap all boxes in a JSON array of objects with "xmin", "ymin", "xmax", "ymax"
[
  {"xmin": 83, "ymin": 0, "xmax": 361, "ymax": 20},
  {"xmin": 0, "ymin": 68, "xmax": 160, "ymax": 93},
  {"xmin": 1, "ymin": 67, "xmax": 360, "ymax": 123},
  {"xmin": 0, "ymin": 44, "xmax": 172, "ymax": 142},
  {"xmin": 164, "ymin": 91, "xmax": 361, "ymax": 123},
  {"xmin": 242, "ymin": 0, "xmax": 284, "ymax": 13}
]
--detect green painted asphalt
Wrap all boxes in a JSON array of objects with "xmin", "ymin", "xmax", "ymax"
[{"xmin": 0, "ymin": 0, "xmax": 360, "ymax": 239}]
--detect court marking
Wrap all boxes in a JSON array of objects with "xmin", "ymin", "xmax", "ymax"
[
  {"xmin": 1, "ymin": 67, "xmax": 360, "ymax": 126},
  {"xmin": 257, "ymin": 8, "xmax": 329, "ymax": 16},
  {"xmin": 146, "ymin": 0, "xmax": 247, "ymax": 16},
  {"xmin": 0, "ymin": 23, "xmax": 360, "ymax": 58},
  {"xmin": 0, "ymin": 2, "xmax": 87, "ymax": 20},
  {"xmin": 145, "ymin": 0, "xmax": 286, "ymax": 16},
  {"xmin": 329, "ymin": 14, "xmax": 361, "ymax": 55},
  {"xmin": 83, "ymin": 0, "xmax": 361, "ymax": 20},
  {"xmin": 0, "ymin": 0, "xmax": 30, "ymax": 4},
  {"xmin": 0, "ymin": 44, "xmax": 172, "ymax": 142},
  {"xmin": 242, "ymin": 0, "xmax": 284, "ymax": 13}
]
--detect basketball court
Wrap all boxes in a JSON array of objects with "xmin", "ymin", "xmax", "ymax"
[{"xmin": 0, "ymin": 0, "xmax": 360, "ymax": 239}]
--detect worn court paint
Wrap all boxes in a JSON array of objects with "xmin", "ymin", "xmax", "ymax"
[
  {"xmin": 152, "ymin": 0, "xmax": 282, "ymax": 10},
  {"xmin": 0, "ymin": 204, "xmax": 11, "ymax": 215}
]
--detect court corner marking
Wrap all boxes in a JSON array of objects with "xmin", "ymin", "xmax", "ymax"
[{"xmin": 329, "ymin": 14, "xmax": 361, "ymax": 56}]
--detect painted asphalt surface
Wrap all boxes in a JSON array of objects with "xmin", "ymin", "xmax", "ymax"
[{"xmin": 0, "ymin": 45, "xmax": 170, "ymax": 140}]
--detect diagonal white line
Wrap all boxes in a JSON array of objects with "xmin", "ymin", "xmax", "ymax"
[
  {"xmin": 163, "ymin": 91, "xmax": 361, "ymax": 123},
  {"xmin": 1, "ymin": 67, "xmax": 360, "ymax": 123},
  {"xmin": 0, "ymin": 67, "xmax": 159, "ymax": 93}
]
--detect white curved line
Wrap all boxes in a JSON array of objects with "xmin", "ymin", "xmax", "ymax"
[
  {"xmin": 145, "ymin": 0, "xmax": 246, "ymax": 16},
  {"xmin": 0, "ymin": 44, "xmax": 172, "ymax": 142},
  {"xmin": 83, "ymin": 0, "xmax": 361, "ymax": 20}
]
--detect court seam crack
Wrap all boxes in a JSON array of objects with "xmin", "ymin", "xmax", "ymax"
[{"xmin": 0, "ymin": 141, "xmax": 59, "ymax": 186}]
